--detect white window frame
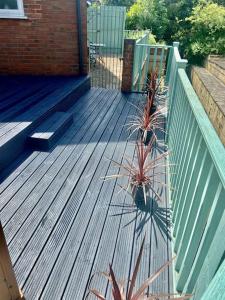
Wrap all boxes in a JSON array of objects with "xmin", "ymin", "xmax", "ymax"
[{"xmin": 0, "ymin": 0, "xmax": 26, "ymax": 19}]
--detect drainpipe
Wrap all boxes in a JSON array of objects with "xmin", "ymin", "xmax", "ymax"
[{"xmin": 76, "ymin": 0, "xmax": 84, "ymax": 74}]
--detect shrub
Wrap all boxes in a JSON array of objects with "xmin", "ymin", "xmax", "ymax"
[
  {"xmin": 177, "ymin": 1, "xmax": 225, "ymax": 64},
  {"xmin": 126, "ymin": 0, "xmax": 169, "ymax": 40}
]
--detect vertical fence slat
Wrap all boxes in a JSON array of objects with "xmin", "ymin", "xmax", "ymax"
[
  {"xmin": 143, "ymin": 46, "xmax": 151, "ymax": 92},
  {"xmin": 165, "ymin": 47, "xmax": 173, "ymax": 83},
  {"xmin": 152, "ymin": 47, "xmax": 157, "ymax": 71},
  {"xmin": 159, "ymin": 47, "xmax": 165, "ymax": 80}
]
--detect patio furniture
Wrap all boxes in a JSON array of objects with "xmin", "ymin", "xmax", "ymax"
[{"xmin": 89, "ymin": 42, "xmax": 106, "ymax": 66}]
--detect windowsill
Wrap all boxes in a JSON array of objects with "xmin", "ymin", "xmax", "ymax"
[{"xmin": 0, "ymin": 14, "xmax": 27, "ymax": 19}]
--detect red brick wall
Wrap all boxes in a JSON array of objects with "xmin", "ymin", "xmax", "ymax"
[
  {"xmin": 121, "ymin": 39, "xmax": 135, "ymax": 92},
  {"xmin": 0, "ymin": 0, "xmax": 88, "ymax": 75}
]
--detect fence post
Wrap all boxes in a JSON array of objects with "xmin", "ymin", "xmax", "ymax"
[
  {"xmin": 121, "ymin": 39, "xmax": 136, "ymax": 93},
  {"xmin": 0, "ymin": 222, "xmax": 24, "ymax": 300},
  {"xmin": 166, "ymin": 42, "xmax": 187, "ymax": 143}
]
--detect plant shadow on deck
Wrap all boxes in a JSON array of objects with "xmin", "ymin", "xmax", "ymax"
[{"xmin": 110, "ymin": 193, "xmax": 172, "ymax": 247}]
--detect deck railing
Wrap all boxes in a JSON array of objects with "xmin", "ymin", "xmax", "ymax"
[
  {"xmin": 167, "ymin": 43, "xmax": 225, "ymax": 299},
  {"xmin": 131, "ymin": 32, "xmax": 150, "ymax": 91},
  {"xmin": 131, "ymin": 36, "xmax": 172, "ymax": 92}
]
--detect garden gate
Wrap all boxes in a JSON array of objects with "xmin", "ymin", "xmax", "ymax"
[{"xmin": 87, "ymin": 5, "xmax": 126, "ymax": 89}]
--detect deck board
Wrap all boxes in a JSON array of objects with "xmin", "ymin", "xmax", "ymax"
[{"xmin": 0, "ymin": 88, "xmax": 172, "ymax": 299}]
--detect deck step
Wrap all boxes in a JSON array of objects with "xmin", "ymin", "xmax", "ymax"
[
  {"xmin": 27, "ymin": 112, "xmax": 73, "ymax": 150},
  {"xmin": 191, "ymin": 66, "xmax": 225, "ymax": 146},
  {"xmin": 0, "ymin": 75, "xmax": 90, "ymax": 172}
]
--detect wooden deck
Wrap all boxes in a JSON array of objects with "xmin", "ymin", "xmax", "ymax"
[{"xmin": 0, "ymin": 88, "xmax": 172, "ymax": 299}]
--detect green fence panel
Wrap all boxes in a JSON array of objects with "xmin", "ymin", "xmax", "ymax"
[
  {"xmin": 132, "ymin": 42, "xmax": 172, "ymax": 92},
  {"xmin": 87, "ymin": 6, "xmax": 126, "ymax": 55},
  {"xmin": 132, "ymin": 32, "xmax": 150, "ymax": 92},
  {"xmin": 167, "ymin": 44, "xmax": 225, "ymax": 299}
]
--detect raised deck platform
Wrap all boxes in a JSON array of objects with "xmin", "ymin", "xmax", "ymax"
[
  {"xmin": 0, "ymin": 75, "xmax": 90, "ymax": 171},
  {"xmin": 0, "ymin": 88, "xmax": 172, "ymax": 299}
]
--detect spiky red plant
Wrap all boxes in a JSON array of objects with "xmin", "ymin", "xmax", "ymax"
[
  {"xmin": 127, "ymin": 104, "xmax": 166, "ymax": 144},
  {"xmin": 103, "ymin": 139, "xmax": 168, "ymax": 203},
  {"xmin": 88, "ymin": 237, "xmax": 191, "ymax": 300},
  {"xmin": 145, "ymin": 70, "xmax": 160, "ymax": 109}
]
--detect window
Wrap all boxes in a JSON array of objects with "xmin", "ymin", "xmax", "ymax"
[{"xmin": 0, "ymin": 0, "xmax": 26, "ymax": 18}]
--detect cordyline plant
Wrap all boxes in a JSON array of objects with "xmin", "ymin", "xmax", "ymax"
[
  {"xmin": 88, "ymin": 236, "xmax": 191, "ymax": 300},
  {"xmin": 145, "ymin": 70, "xmax": 159, "ymax": 107},
  {"xmin": 127, "ymin": 70, "xmax": 166, "ymax": 144},
  {"xmin": 103, "ymin": 139, "xmax": 169, "ymax": 204},
  {"xmin": 127, "ymin": 103, "xmax": 166, "ymax": 144},
  {"xmin": 144, "ymin": 70, "xmax": 168, "ymax": 110}
]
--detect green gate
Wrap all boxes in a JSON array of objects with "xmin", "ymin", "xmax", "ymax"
[{"xmin": 87, "ymin": 5, "xmax": 126, "ymax": 89}]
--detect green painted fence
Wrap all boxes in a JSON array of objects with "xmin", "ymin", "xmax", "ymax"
[
  {"xmin": 132, "ymin": 38, "xmax": 172, "ymax": 92},
  {"xmin": 87, "ymin": 6, "xmax": 126, "ymax": 55},
  {"xmin": 132, "ymin": 32, "xmax": 150, "ymax": 91},
  {"xmin": 167, "ymin": 42, "xmax": 225, "ymax": 299}
]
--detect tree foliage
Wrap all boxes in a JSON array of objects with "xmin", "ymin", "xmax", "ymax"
[
  {"xmin": 126, "ymin": 0, "xmax": 168, "ymax": 40},
  {"xmin": 101, "ymin": 0, "xmax": 134, "ymax": 7},
  {"xmin": 176, "ymin": 1, "xmax": 225, "ymax": 63},
  {"xmin": 164, "ymin": 0, "xmax": 198, "ymax": 43},
  {"xmin": 125, "ymin": 0, "xmax": 225, "ymax": 64}
]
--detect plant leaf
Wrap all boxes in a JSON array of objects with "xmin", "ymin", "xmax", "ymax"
[
  {"xmin": 127, "ymin": 235, "xmax": 146, "ymax": 300},
  {"xmin": 90, "ymin": 289, "xmax": 106, "ymax": 300},
  {"xmin": 131, "ymin": 259, "xmax": 174, "ymax": 300},
  {"xmin": 109, "ymin": 264, "xmax": 123, "ymax": 300}
]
